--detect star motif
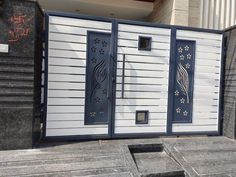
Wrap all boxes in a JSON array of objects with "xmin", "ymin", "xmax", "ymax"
[
  {"xmin": 187, "ymin": 53, "xmax": 191, "ymax": 59},
  {"xmin": 175, "ymin": 90, "xmax": 179, "ymax": 96},
  {"xmin": 180, "ymin": 98, "xmax": 185, "ymax": 104},
  {"xmin": 94, "ymin": 38, "xmax": 100, "ymax": 44},
  {"xmin": 95, "ymin": 97, "xmax": 100, "ymax": 103},
  {"xmin": 183, "ymin": 110, "xmax": 188, "ymax": 116},
  {"xmin": 185, "ymin": 63, "xmax": 190, "ymax": 69},
  {"xmin": 180, "ymin": 55, "xmax": 185, "ymax": 61},
  {"xmin": 99, "ymin": 49, "xmax": 104, "ymax": 55},
  {"xmin": 178, "ymin": 47, "xmax": 183, "ymax": 53},
  {"xmin": 184, "ymin": 45, "xmax": 189, "ymax": 51},
  {"xmin": 91, "ymin": 47, "xmax": 96, "ymax": 53},
  {"xmin": 176, "ymin": 107, "xmax": 181, "ymax": 113},
  {"xmin": 102, "ymin": 41, "xmax": 107, "ymax": 47},
  {"xmin": 92, "ymin": 58, "xmax": 97, "ymax": 64},
  {"xmin": 90, "ymin": 112, "xmax": 96, "ymax": 117}
]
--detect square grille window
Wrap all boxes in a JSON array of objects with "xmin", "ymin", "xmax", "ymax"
[
  {"xmin": 138, "ymin": 36, "xmax": 152, "ymax": 51},
  {"xmin": 136, "ymin": 110, "xmax": 149, "ymax": 124}
]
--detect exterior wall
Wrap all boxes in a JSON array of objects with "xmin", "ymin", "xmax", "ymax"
[
  {"xmin": 0, "ymin": 0, "xmax": 43, "ymax": 150},
  {"xmin": 45, "ymin": 16, "xmax": 111, "ymax": 137},
  {"xmin": 148, "ymin": 0, "xmax": 189, "ymax": 26},
  {"xmin": 223, "ymin": 27, "xmax": 236, "ymax": 139},
  {"xmin": 115, "ymin": 24, "xmax": 171, "ymax": 134},
  {"xmin": 199, "ymin": 0, "xmax": 236, "ymax": 30},
  {"xmin": 149, "ymin": 0, "xmax": 236, "ymax": 30},
  {"xmin": 173, "ymin": 30, "xmax": 222, "ymax": 132}
]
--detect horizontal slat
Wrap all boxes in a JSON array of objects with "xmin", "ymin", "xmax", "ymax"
[
  {"xmin": 117, "ymin": 62, "xmax": 169, "ymax": 71},
  {"xmin": 48, "ymin": 98, "xmax": 85, "ymax": 105},
  {"xmin": 118, "ymin": 24, "xmax": 171, "ymax": 35},
  {"xmin": 48, "ymin": 58, "xmax": 86, "ymax": 67},
  {"xmin": 118, "ymin": 47, "xmax": 169, "ymax": 57},
  {"xmin": 49, "ymin": 41, "xmax": 86, "ymax": 51},
  {"xmin": 197, "ymin": 45, "xmax": 221, "ymax": 54},
  {"xmin": 48, "ymin": 82, "xmax": 85, "ymax": 90},
  {"xmin": 47, "ymin": 121, "xmax": 107, "ymax": 129},
  {"xmin": 195, "ymin": 66, "xmax": 220, "ymax": 74},
  {"xmin": 172, "ymin": 125, "xmax": 218, "ymax": 132},
  {"xmin": 191, "ymin": 118, "xmax": 218, "ymax": 125},
  {"xmin": 194, "ymin": 79, "xmax": 220, "ymax": 86},
  {"xmin": 49, "ymin": 49, "xmax": 86, "ymax": 58},
  {"xmin": 48, "ymin": 74, "xmax": 85, "ymax": 82},
  {"xmin": 192, "ymin": 105, "xmax": 219, "ymax": 112},
  {"xmin": 196, "ymin": 52, "xmax": 221, "ymax": 60},
  {"xmin": 48, "ymin": 90, "xmax": 85, "ymax": 98},
  {"xmin": 47, "ymin": 113, "xmax": 84, "ymax": 121},
  {"xmin": 176, "ymin": 36, "xmax": 222, "ymax": 47},
  {"xmin": 46, "ymin": 127, "xmax": 108, "ymax": 136},
  {"xmin": 118, "ymin": 39, "xmax": 170, "ymax": 50},
  {"xmin": 118, "ymin": 31, "xmax": 170, "ymax": 43},
  {"xmin": 115, "ymin": 126, "xmax": 166, "ymax": 134},
  {"xmin": 117, "ymin": 69, "xmax": 169, "ymax": 78},
  {"xmin": 49, "ymin": 24, "xmax": 110, "ymax": 36},
  {"xmin": 193, "ymin": 85, "xmax": 219, "ymax": 92},
  {"xmin": 49, "ymin": 33, "xmax": 87, "ymax": 43},
  {"xmin": 115, "ymin": 105, "xmax": 167, "ymax": 113},
  {"xmin": 115, "ymin": 119, "xmax": 167, "ymax": 127},
  {"xmin": 115, "ymin": 112, "xmax": 167, "ymax": 120},
  {"xmin": 49, "ymin": 16, "xmax": 112, "ymax": 30},
  {"xmin": 177, "ymin": 30, "xmax": 222, "ymax": 41},
  {"xmin": 117, "ymin": 54, "xmax": 169, "ymax": 64},
  {"xmin": 116, "ymin": 84, "xmax": 168, "ymax": 92},
  {"xmin": 116, "ymin": 91, "xmax": 168, "ymax": 99},
  {"xmin": 193, "ymin": 99, "xmax": 219, "ymax": 105},
  {"xmin": 116, "ymin": 99, "xmax": 168, "ymax": 106},
  {"xmin": 47, "ymin": 106, "xmax": 84, "ymax": 113},
  {"xmin": 192, "ymin": 112, "xmax": 218, "ymax": 118},
  {"xmin": 48, "ymin": 66, "xmax": 85, "ymax": 74},
  {"xmin": 116, "ymin": 76, "xmax": 168, "ymax": 85}
]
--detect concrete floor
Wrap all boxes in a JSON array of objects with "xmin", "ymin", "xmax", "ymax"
[{"xmin": 0, "ymin": 136, "xmax": 235, "ymax": 177}]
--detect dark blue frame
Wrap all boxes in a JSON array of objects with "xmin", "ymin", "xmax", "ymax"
[
  {"xmin": 135, "ymin": 110, "xmax": 149, "ymax": 124},
  {"xmin": 43, "ymin": 10, "xmax": 224, "ymax": 141},
  {"xmin": 138, "ymin": 36, "xmax": 152, "ymax": 51}
]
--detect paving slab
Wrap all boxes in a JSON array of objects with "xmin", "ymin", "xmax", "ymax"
[{"xmin": 0, "ymin": 136, "xmax": 235, "ymax": 177}]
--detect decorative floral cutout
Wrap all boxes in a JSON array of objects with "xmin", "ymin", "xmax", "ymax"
[
  {"xmin": 180, "ymin": 55, "xmax": 185, "ymax": 61},
  {"xmin": 94, "ymin": 38, "xmax": 100, "ymax": 44},
  {"xmin": 180, "ymin": 98, "xmax": 185, "ymax": 104},
  {"xmin": 183, "ymin": 110, "xmax": 188, "ymax": 116},
  {"xmin": 178, "ymin": 47, "xmax": 183, "ymax": 53},
  {"xmin": 102, "ymin": 41, "xmax": 108, "ymax": 47},
  {"xmin": 175, "ymin": 90, "xmax": 179, "ymax": 96},
  {"xmin": 91, "ymin": 47, "xmax": 96, "ymax": 53},
  {"xmin": 176, "ymin": 107, "xmax": 181, "ymax": 113},
  {"xmin": 99, "ymin": 49, "xmax": 105, "ymax": 55},
  {"xmin": 185, "ymin": 63, "xmax": 190, "ymax": 69},
  {"xmin": 187, "ymin": 53, "xmax": 191, "ymax": 59},
  {"xmin": 90, "ymin": 112, "xmax": 96, "ymax": 117},
  {"xmin": 92, "ymin": 58, "xmax": 97, "ymax": 64},
  {"xmin": 184, "ymin": 45, "xmax": 189, "ymax": 51}
]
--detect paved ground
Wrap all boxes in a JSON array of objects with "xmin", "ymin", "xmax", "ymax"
[{"xmin": 0, "ymin": 136, "xmax": 235, "ymax": 177}]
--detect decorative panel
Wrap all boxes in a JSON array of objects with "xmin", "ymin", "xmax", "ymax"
[
  {"xmin": 85, "ymin": 31, "xmax": 111, "ymax": 125},
  {"xmin": 172, "ymin": 40, "xmax": 196, "ymax": 123}
]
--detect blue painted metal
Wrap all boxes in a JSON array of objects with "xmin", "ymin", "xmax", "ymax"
[
  {"xmin": 166, "ymin": 27, "xmax": 176, "ymax": 135},
  {"xmin": 42, "ymin": 11, "xmax": 225, "ymax": 140},
  {"xmin": 84, "ymin": 31, "xmax": 112, "ymax": 125},
  {"xmin": 172, "ymin": 40, "xmax": 196, "ymax": 123}
]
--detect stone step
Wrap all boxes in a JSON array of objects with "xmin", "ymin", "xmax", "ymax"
[{"xmin": 132, "ymin": 151, "xmax": 185, "ymax": 177}]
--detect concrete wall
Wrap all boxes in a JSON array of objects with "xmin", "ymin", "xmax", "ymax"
[
  {"xmin": 223, "ymin": 27, "xmax": 236, "ymax": 139},
  {"xmin": 0, "ymin": 0, "xmax": 43, "ymax": 150}
]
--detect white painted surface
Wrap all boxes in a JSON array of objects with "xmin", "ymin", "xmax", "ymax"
[
  {"xmin": 114, "ymin": 23, "xmax": 171, "ymax": 134},
  {"xmin": 0, "ymin": 44, "xmax": 9, "ymax": 53},
  {"xmin": 46, "ymin": 15, "xmax": 111, "ymax": 137},
  {"xmin": 172, "ymin": 29, "xmax": 222, "ymax": 133}
]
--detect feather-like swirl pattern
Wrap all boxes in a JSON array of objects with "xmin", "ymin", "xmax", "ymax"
[{"xmin": 177, "ymin": 63, "xmax": 190, "ymax": 103}]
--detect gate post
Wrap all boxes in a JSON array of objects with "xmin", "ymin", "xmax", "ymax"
[{"xmin": 0, "ymin": 0, "xmax": 43, "ymax": 150}]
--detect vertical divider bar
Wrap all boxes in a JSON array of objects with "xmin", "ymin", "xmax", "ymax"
[
  {"xmin": 121, "ymin": 54, "xmax": 126, "ymax": 99},
  {"xmin": 167, "ymin": 28, "xmax": 177, "ymax": 135}
]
